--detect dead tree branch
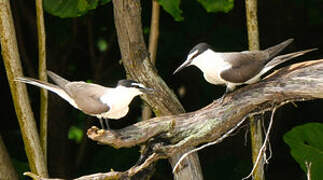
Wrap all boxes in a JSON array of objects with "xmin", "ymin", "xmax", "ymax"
[
  {"xmin": 86, "ymin": 60, "xmax": 323, "ymax": 178},
  {"xmin": 25, "ymin": 60, "xmax": 323, "ymax": 179}
]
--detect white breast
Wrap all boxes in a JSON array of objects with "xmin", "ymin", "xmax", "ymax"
[
  {"xmin": 98, "ymin": 106, "xmax": 129, "ymax": 119},
  {"xmin": 191, "ymin": 50, "xmax": 231, "ymax": 85},
  {"xmin": 99, "ymin": 86, "xmax": 141, "ymax": 120}
]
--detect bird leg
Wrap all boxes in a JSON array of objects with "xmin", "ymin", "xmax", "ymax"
[
  {"xmin": 219, "ymin": 86, "xmax": 234, "ymax": 103},
  {"xmin": 98, "ymin": 117, "xmax": 106, "ymax": 130},
  {"xmin": 98, "ymin": 117, "xmax": 111, "ymax": 130},
  {"xmin": 104, "ymin": 119, "xmax": 111, "ymax": 130}
]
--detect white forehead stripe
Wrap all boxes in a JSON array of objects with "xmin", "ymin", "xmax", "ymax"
[
  {"xmin": 131, "ymin": 82, "xmax": 146, "ymax": 88},
  {"xmin": 187, "ymin": 49, "xmax": 199, "ymax": 60}
]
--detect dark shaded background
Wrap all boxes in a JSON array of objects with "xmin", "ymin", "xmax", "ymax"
[{"xmin": 1, "ymin": 0, "xmax": 322, "ymax": 179}]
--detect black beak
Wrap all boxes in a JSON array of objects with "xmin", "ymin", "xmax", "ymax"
[
  {"xmin": 140, "ymin": 87, "xmax": 155, "ymax": 94},
  {"xmin": 173, "ymin": 58, "xmax": 192, "ymax": 75}
]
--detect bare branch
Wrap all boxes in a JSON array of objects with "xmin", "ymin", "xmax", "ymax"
[
  {"xmin": 35, "ymin": 0, "xmax": 48, "ymax": 165},
  {"xmin": 87, "ymin": 60, "xmax": 323, "ymax": 174}
]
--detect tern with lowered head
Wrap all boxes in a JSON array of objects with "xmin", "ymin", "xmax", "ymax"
[
  {"xmin": 16, "ymin": 71, "xmax": 154, "ymax": 129},
  {"xmin": 173, "ymin": 39, "xmax": 317, "ymax": 95}
]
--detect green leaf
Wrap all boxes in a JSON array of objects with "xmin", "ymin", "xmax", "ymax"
[
  {"xmin": 44, "ymin": 0, "xmax": 100, "ymax": 18},
  {"xmin": 100, "ymin": 0, "xmax": 112, "ymax": 5},
  {"xmin": 68, "ymin": 126, "xmax": 83, "ymax": 143},
  {"xmin": 97, "ymin": 38, "xmax": 109, "ymax": 52},
  {"xmin": 197, "ymin": 0, "xmax": 234, "ymax": 13},
  {"xmin": 283, "ymin": 123, "xmax": 323, "ymax": 180},
  {"xmin": 158, "ymin": 0, "xmax": 184, "ymax": 22}
]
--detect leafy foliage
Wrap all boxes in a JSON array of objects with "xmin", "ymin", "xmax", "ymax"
[
  {"xmin": 158, "ymin": 0, "xmax": 184, "ymax": 21},
  {"xmin": 197, "ymin": 0, "xmax": 234, "ymax": 13},
  {"xmin": 283, "ymin": 123, "xmax": 323, "ymax": 180},
  {"xmin": 44, "ymin": 0, "xmax": 100, "ymax": 18},
  {"xmin": 68, "ymin": 126, "xmax": 83, "ymax": 143},
  {"xmin": 43, "ymin": 0, "xmax": 234, "ymax": 20},
  {"xmin": 157, "ymin": 0, "xmax": 234, "ymax": 21}
]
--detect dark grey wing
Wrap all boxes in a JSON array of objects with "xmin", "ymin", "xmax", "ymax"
[
  {"xmin": 219, "ymin": 52, "xmax": 267, "ymax": 83},
  {"xmin": 64, "ymin": 82, "xmax": 110, "ymax": 114}
]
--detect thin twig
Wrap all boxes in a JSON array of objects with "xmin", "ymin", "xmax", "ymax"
[
  {"xmin": 172, "ymin": 113, "xmax": 249, "ymax": 173},
  {"xmin": 35, "ymin": 0, "xmax": 48, "ymax": 165},
  {"xmin": 243, "ymin": 106, "xmax": 277, "ymax": 180}
]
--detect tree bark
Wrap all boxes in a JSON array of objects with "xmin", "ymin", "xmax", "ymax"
[
  {"xmin": 112, "ymin": 0, "xmax": 203, "ymax": 180},
  {"xmin": 142, "ymin": 0, "xmax": 160, "ymax": 121},
  {"xmin": 0, "ymin": 0, "xmax": 48, "ymax": 177}
]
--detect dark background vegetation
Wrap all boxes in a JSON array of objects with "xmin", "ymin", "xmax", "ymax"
[{"xmin": 1, "ymin": 0, "xmax": 322, "ymax": 179}]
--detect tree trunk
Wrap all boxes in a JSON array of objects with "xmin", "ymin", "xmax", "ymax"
[{"xmin": 111, "ymin": 0, "xmax": 203, "ymax": 179}]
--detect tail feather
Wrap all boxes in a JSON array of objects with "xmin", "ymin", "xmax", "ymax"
[
  {"xmin": 47, "ymin": 71, "xmax": 70, "ymax": 87},
  {"xmin": 15, "ymin": 77, "xmax": 76, "ymax": 107},
  {"xmin": 265, "ymin": 38, "xmax": 294, "ymax": 59},
  {"xmin": 262, "ymin": 48, "xmax": 318, "ymax": 74}
]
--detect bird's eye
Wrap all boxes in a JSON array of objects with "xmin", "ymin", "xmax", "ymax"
[
  {"xmin": 189, "ymin": 51, "xmax": 199, "ymax": 61},
  {"xmin": 191, "ymin": 52, "xmax": 199, "ymax": 59}
]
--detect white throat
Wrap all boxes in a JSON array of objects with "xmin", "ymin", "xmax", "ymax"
[{"xmin": 190, "ymin": 49, "xmax": 231, "ymax": 85}]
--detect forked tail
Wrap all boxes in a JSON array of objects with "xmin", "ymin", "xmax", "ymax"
[
  {"xmin": 262, "ymin": 48, "xmax": 318, "ymax": 74},
  {"xmin": 15, "ymin": 77, "xmax": 76, "ymax": 107}
]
